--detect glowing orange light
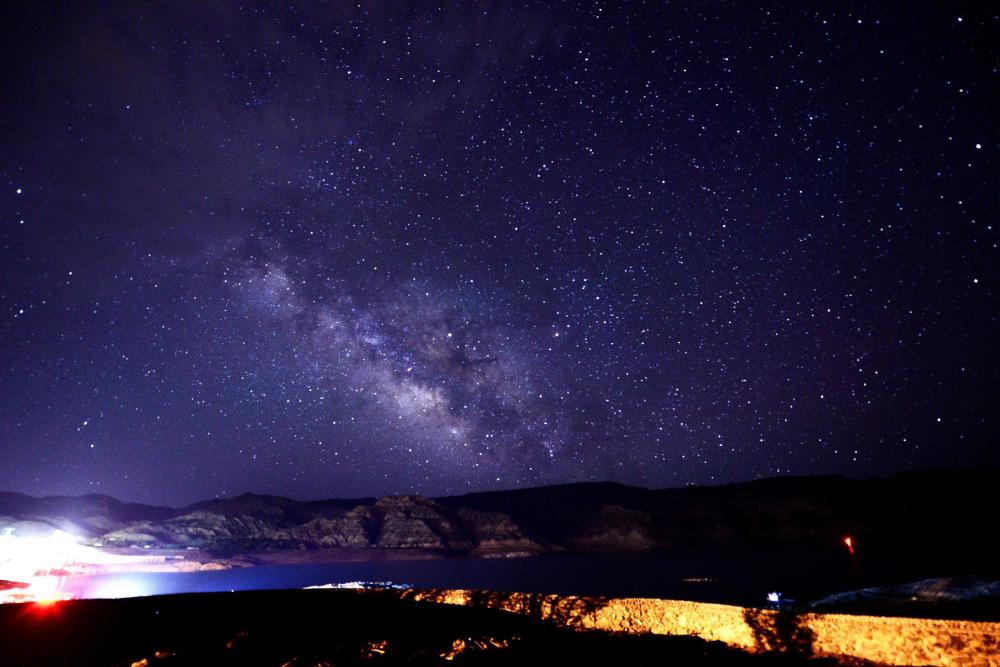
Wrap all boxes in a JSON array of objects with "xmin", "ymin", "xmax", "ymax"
[{"xmin": 843, "ymin": 535, "xmax": 855, "ymax": 556}]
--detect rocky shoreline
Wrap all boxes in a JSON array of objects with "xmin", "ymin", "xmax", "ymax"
[{"xmin": 398, "ymin": 588, "xmax": 1000, "ymax": 666}]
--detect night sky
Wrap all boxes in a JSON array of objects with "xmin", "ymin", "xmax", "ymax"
[{"xmin": 1, "ymin": 2, "xmax": 996, "ymax": 505}]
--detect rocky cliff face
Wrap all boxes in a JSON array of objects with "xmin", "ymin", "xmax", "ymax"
[
  {"xmin": 454, "ymin": 508, "xmax": 539, "ymax": 554},
  {"xmin": 103, "ymin": 511, "xmax": 291, "ymax": 547},
  {"xmin": 296, "ymin": 510, "xmax": 372, "ymax": 548},
  {"xmin": 3, "ymin": 470, "xmax": 997, "ymax": 561},
  {"xmin": 563, "ymin": 505, "xmax": 659, "ymax": 550},
  {"xmin": 97, "ymin": 495, "xmax": 544, "ymax": 555}
]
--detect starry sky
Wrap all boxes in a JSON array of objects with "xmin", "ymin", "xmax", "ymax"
[{"xmin": 1, "ymin": 2, "xmax": 996, "ymax": 505}]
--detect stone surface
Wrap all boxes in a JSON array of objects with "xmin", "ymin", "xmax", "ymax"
[{"xmin": 402, "ymin": 588, "xmax": 1000, "ymax": 666}]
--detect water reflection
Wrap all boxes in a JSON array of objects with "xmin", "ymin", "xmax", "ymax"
[
  {"xmin": 78, "ymin": 574, "xmax": 159, "ymax": 599},
  {"xmin": 59, "ymin": 552, "xmax": 815, "ymax": 605}
]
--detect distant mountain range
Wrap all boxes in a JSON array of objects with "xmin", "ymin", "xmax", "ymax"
[{"xmin": 1, "ymin": 470, "xmax": 997, "ymax": 560}]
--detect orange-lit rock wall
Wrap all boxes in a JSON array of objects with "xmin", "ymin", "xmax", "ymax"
[{"xmin": 401, "ymin": 589, "xmax": 999, "ymax": 666}]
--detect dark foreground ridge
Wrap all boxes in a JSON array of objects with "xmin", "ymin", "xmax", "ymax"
[{"xmin": 0, "ymin": 589, "xmax": 873, "ymax": 667}]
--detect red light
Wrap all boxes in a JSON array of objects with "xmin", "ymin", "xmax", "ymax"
[
  {"xmin": 27, "ymin": 597, "xmax": 65, "ymax": 616},
  {"xmin": 843, "ymin": 536, "xmax": 855, "ymax": 556}
]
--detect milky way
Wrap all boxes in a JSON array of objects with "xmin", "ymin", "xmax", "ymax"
[
  {"xmin": 0, "ymin": 2, "xmax": 995, "ymax": 503},
  {"xmin": 228, "ymin": 246, "xmax": 570, "ymax": 473}
]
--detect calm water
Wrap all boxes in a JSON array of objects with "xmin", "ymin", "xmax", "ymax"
[{"xmin": 62, "ymin": 549, "xmax": 873, "ymax": 607}]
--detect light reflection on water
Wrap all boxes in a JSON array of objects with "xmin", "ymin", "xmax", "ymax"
[
  {"xmin": 81, "ymin": 574, "xmax": 158, "ymax": 599},
  {"xmin": 58, "ymin": 551, "xmax": 836, "ymax": 605},
  {"xmin": 64, "ymin": 555, "xmax": 678, "ymax": 600}
]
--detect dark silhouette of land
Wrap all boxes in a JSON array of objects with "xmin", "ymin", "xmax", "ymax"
[
  {"xmin": 0, "ymin": 589, "xmax": 876, "ymax": 666},
  {"xmin": 2, "ymin": 470, "xmax": 996, "ymax": 565}
]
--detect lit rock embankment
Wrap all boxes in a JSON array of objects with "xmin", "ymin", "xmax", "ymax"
[{"xmin": 400, "ymin": 589, "xmax": 999, "ymax": 667}]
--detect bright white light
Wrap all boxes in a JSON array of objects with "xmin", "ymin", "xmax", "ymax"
[
  {"xmin": 1, "ymin": 529, "xmax": 75, "ymax": 579},
  {"xmin": 0, "ymin": 528, "xmax": 148, "ymax": 603},
  {"xmin": 86, "ymin": 575, "xmax": 154, "ymax": 599}
]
